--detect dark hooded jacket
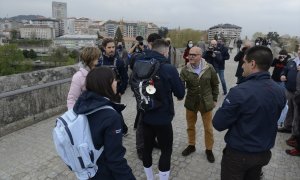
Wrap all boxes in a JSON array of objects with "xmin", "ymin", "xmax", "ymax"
[
  {"xmin": 97, "ymin": 54, "xmax": 128, "ymax": 95},
  {"xmin": 134, "ymin": 50, "xmax": 185, "ymax": 125},
  {"xmin": 73, "ymin": 91, "xmax": 135, "ymax": 180}
]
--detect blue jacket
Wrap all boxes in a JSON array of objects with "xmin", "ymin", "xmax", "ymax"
[
  {"xmin": 281, "ymin": 59, "xmax": 298, "ymax": 92},
  {"xmin": 213, "ymin": 72, "xmax": 286, "ymax": 153},
  {"xmin": 136, "ymin": 50, "xmax": 185, "ymax": 125},
  {"xmin": 97, "ymin": 54, "xmax": 128, "ymax": 95},
  {"xmin": 73, "ymin": 91, "xmax": 135, "ymax": 180}
]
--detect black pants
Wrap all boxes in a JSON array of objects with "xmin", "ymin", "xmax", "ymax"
[
  {"xmin": 115, "ymin": 95, "xmax": 128, "ymax": 134},
  {"xmin": 136, "ymin": 110, "xmax": 144, "ymax": 150},
  {"xmin": 221, "ymin": 147, "xmax": 271, "ymax": 180},
  {"xmin": 143, "ymin": 122, "xmax": 173, "ymax": 172}
]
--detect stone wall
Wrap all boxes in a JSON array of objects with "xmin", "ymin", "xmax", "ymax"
[
  {"xmin": 0, "ymin": 65, "xmax": 78, "ymax": 137},
  {"xmin": 0, "ymin": 50, "xmax": 185, "ymax": 137}
]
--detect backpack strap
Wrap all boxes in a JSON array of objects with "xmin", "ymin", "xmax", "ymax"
[{"xmin": 85, "ymin": 105, "xmax": 115, "ymax": 115}]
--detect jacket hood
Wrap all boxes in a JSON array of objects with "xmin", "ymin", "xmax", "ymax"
[
  {"xmin": 144, "ymin": 50, "xmax": 168, "ymax": 63},
  {"xmin": 73, "ymin": 91, "xmax": 126, "ymax": 114}
]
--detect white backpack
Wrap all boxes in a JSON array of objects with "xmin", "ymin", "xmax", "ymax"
[{"xmin": 52, "ymin": 105, "xmax": 114, "ymax": 180}]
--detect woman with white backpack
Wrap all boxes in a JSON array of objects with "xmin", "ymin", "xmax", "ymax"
[{"xmin": 73, "ymin": 67, "xmax": 136, "ymax": 179}]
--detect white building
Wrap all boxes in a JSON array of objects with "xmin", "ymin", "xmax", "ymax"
[
  {"xmin": 74, "ymin": 18, "xmax": 91, "ymax": 35},
  {"xmin": 147, "ymin": 23, "xmax": 159, "ymax": 37},
  {"xmin": 208, "ymin": 24, "xmax": 242, "ymax": 41},
  {"xmin": 53, "ymin": 34, "xmax": 97, "ymax": 49},
  {"xmin": 31, "ymin": 18, "xmax": 60, "ymax": 37},
  {"xmin": 52, "ymin": 1, "xmax": 67, "ymax": 19},
  {"xmin": 20, "ymin": 25, "xmax": 55, "ymax": 39}
]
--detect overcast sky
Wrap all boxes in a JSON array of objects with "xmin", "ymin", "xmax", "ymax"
[{"xmin": 0, "ymin": 0, "xmax": 299, "ymax": 38}]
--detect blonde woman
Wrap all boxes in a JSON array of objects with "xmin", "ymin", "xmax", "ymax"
[{"xmin": 67, "ymin": 47, "xmax": 100, "ymax": 109}]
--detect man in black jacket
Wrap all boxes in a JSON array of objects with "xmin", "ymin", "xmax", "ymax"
[
  {"xmin": 134, "ymin": 39, "xmax": 185, "ymax": 180},
  {"xmin": 213, "ymin": 46, "xmax": 286, "ymax": 180},
  {"xmin": 97, "ymin": 38, "xmax": 129, "ymax": 135},
  {"xmin": 203, "ymin": 39, "xmax": 230, "ymax": 95},
  {"xmin": 278, "ymin": 46, "xmax": 300, "ymax": 147},
  {"xmin": 234, "ymin": 41, "xmax": 251, "ymax": 84}
]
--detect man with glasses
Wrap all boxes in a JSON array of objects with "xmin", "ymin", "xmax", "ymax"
[{"xmin": 180, "ymin": 47, "xmax": 219, "ymax": 163}]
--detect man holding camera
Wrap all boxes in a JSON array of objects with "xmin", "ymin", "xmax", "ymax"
[
  {"xmin": 129, "ymin": 36, "xmax": 146, "ymax": 70},
  {"xmin": 203, "ymin": 40, "xmax": 230, "ymax": 95},
  {"xmin": 271, "ymin": 49, "xmax": 289, "ymax": 87},
  {"xmin": 278, "ymin": 46, "xmax": 300, "ymax": 148}
]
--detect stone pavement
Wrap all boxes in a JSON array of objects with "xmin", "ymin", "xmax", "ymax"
[{"xmin": 1, "ymin": 48, "xmax": 300, "ymax": 180}]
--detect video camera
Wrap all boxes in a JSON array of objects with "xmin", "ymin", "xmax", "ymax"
[{"xmin": 279, "ymin": 55, "xmax": 286, "ymax": 59}]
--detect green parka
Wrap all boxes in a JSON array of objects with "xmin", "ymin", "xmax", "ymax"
[{"xmin": 180, "ymin": 60, "xmax": 219, "ymax": 113}]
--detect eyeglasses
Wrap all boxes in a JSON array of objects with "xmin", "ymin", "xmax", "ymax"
[{"xmin": 188, "ymin": 53, "xmax": 200, "ymax": 58}]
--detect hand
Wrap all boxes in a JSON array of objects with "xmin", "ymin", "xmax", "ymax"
[
  {"xmin": 297, "ymin": 66, "xmax": 300, "ymax": 71},
  {"xmin": 280, "ymin": 75, "xmax": 287, "ymax": 82},
  {"xmin": 213, "ymin": 101, "xmax": 217, "ymax": 107},
  {"xmin": 212, "ymin": 53, "xmax": 216, "ymax": 58}
]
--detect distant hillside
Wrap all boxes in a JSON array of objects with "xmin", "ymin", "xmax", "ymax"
[{"xmin": 0, "ymin": 15, "xmax": 46, "ymax": 21}]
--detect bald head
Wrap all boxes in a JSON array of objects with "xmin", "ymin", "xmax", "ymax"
[
  {"xmin": 244, "ymin": 41, "xmax": 252, "ymax": 48},
  {"xmin": 211, "ymin": 40, "xmax": 217, "ymax": 45},
  {"xmin": 190, "ymin": 47, "xmax": 202, "ymax": 55},
  {"xmin": 188, "ymin": 47, "xmax": 202, "ymax": 66}
]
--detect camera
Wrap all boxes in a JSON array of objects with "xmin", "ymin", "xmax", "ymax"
[
  {"xmin": 208, "ymin": 46, "xmax": 214, "ymax": 51},
  {"xmin": 279, "ymin": 55, "xmax": 286, "ymax": 59}
]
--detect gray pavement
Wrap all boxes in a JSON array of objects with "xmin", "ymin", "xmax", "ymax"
[{"xmin": 1, "ymin": 48, "xmax": 300, "ymax": 180}]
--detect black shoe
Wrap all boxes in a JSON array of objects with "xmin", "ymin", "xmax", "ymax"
[
  {"xmin": 205, "ymin": 150, "xmax": 215, "ymax": 163},
  {"xmin": 277, "ymin": 127, "xmax": 291, "ymax": 133},
  {"xmin": 137, "ymin": 148, "xmax": 143, "ymax": 161},
  {"xmin": 182, "ymin": 145, "xmax": 196, "ymax": 156},
  {"xmin": 260, "ymin": 171, "xmax": 264, "ymax": 179}
]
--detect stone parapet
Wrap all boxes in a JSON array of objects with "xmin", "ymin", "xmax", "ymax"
[{"xmin": 0, "ymin": 65, "xmax": 78, "ymax": 137}]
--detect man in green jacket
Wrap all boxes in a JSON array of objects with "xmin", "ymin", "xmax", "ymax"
[{"xmin": 180, "ymin": 46, "xmax": 219, "ymax": 163}]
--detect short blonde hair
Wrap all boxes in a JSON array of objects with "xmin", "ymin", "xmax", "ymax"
[{"xmin": 80, "ymin": 47, "xmax": 100, "ymax": 68}]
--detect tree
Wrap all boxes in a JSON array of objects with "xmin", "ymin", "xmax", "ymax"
[
  {"xmin": 167, "ymin": 29, "xmax": 206, "ymax": 48},
  {"xmin": 50, "ymin": 48, "xmax": 68, "ymax": 66},
  {"xmin": 69, "ymin": 49, "xmax": 80, "ymax": 60},
  {"xmin": 11, "ymin": 29, "xmax": 19, "ymax": 39},
  {"xmin": 0, "ymin": 44, "xmax": 31, "ymax": 76},
  {"xmin": 158, "ymin": 27, "xmax": 169, "ymax": 38},
  {"xmin": 28, "ymin": 49, "xmax": 37, "ymax": 59},
  {"xmin": 267, "ymin": 32, "xmax": 280, "ymax": 43},
  {"xmin": 252, "ymin": 32, "xmax": 266, "ymax": 40},
  {"xmin": 23, "ymin": 49, "xmax": 29, "ymax": 58},
  {"xmin": 114, "ymin": 27, "xmax": 124, "ymax": 44}
]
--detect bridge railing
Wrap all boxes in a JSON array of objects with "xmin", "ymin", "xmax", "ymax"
[{"xmin": 0, "ymin": 65, "xmax": 77, "ymax": 137}]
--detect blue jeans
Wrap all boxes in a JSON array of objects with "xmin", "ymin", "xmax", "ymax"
[{"xmin": 216, "ymin": 69, "xmax": 227, "ymax": 94}]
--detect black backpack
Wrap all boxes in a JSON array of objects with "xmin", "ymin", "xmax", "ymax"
[{"xmin": 130, "ymin": 58, "xmax": 163, "ymax": 112}]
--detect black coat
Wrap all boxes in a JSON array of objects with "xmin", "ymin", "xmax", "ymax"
[
  {"xmin": 73, "ymin": 91, "xmax": 135, "ymax": 180},
  {"xmin": 234, "ymin": 47, "xmax": 248, "ymax": 78},
  {"xmin": 134, "ymin": 50, "xmax": 185, "ymax": 125}
]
